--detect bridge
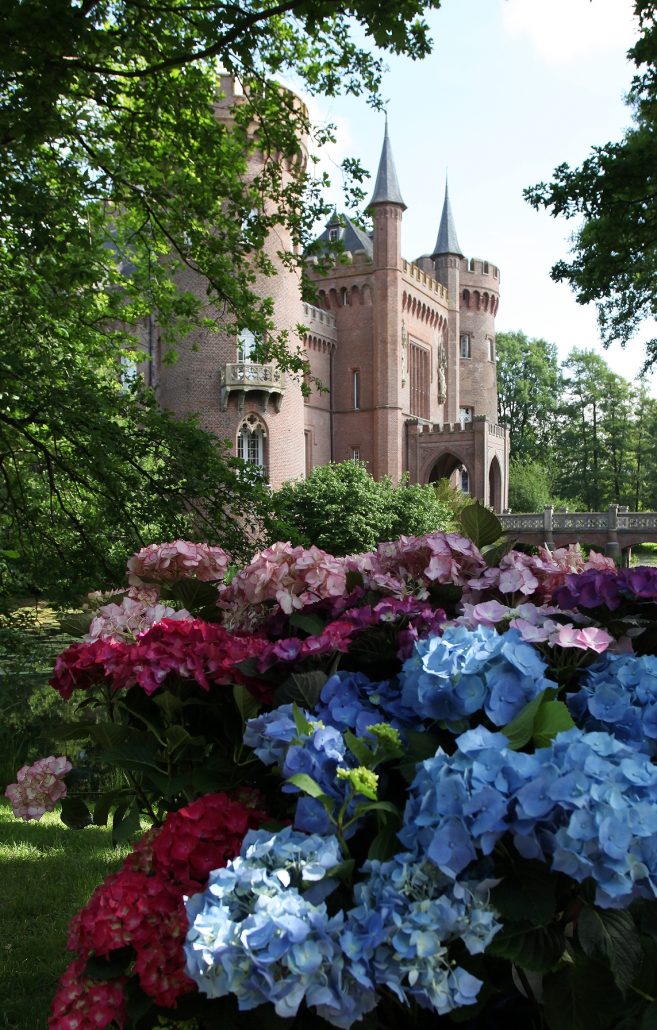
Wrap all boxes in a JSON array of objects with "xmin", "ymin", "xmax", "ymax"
[{"xmin": 498, "ymin": 505, "xmax": 657, "ymax": 562}]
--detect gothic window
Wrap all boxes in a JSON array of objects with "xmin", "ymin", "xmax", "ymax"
[
  {"xmin": 237, "ymin": 414, "xmax": 266, "ymax": 475},
  {"xmin": 329, "ymin": 227, "xmax": 339, "ymax": 243},
  {"xmin": 483, "ymin": 261, "xmax": 489, "ymax": 274},
  {"xmin": 351, "ymin": 447, "xmax": 360, "ymax": 461},
  {"xmin": 469, "ymin": 258, "xmax": 476, "ymax": 272},
  {"xmin": 460, "ymin": 467, "xmax": 470, "ymax": 494},
  {"xmin": 487, "ymin": 336, "xmax": 495, "ymax": 361},
  {"xmin": 459, "ymin": 406, "xmax": 473, "ymax": 427},
  {"xmin": 352, "ymin": 370, "xmax": 361, "ymax": 410},
  {"xmin": 409, "ymin": 342, "xmax": 430, "ymax": 420},
  {"xmin": 460, "ymin": 334, "xmax": 471, "ymax": 358}
]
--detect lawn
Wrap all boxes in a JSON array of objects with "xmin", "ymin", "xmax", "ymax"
[{"xmin": 0, "ymin": 800, "xmax": 130, "ymax": 1029}]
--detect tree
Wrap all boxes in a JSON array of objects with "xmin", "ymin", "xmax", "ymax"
[
  {"xmin": 270, "ymin": 462, "xmax": 453, "ymax": 555},
  {"xmin": 496, "ymin": 331, "xmax": 561, "ymax": 460},
  {"xmin": 0, "ymin": 0, "xmax": 442, "ymax": 597},
  {"xmin": 525, "ymin": 1, "xmax": 657, "ymax": 368}
]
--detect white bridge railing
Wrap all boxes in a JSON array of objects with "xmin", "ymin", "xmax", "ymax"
[{"xmin": 498, "ymin": 505, "xmax": 657, "ymax": 557}]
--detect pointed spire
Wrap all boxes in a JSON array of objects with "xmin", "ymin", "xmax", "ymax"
[
  {"xmin": 432, "ymin": 179, "xmax": 463, "ymax": 257},
  {"xmin": 368, "ymin": 118, "xmax": 406, "ymax": 210}
]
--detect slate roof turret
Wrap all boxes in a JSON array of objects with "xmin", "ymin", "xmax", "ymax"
[
  {"xmin": 432, "ymin": 180, "xmax": 463, "ymax": 257},
  {"xmin": 368, "ymin": 120, "xmax": 406, "ymax": 210}
]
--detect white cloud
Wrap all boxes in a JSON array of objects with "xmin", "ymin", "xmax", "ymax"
[{"xmin": 501, "ymin": 0, "xmax": 638, "ymax": 63}]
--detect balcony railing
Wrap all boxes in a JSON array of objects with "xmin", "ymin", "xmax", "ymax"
[{"xmin": 220, "ymin": 362, "xmax": 285, "ymax": 412}]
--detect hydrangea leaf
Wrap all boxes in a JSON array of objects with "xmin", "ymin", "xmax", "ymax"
[
  {"xmin": 57, "ymin": 610, "xmax": 95, "ymax": 637},
  {"xmin": 502, "ymin": 689, "xmax": 557, "ymax": 750},
  {"xmin": 368, "ymin": 817, "xmax": 402, "ymax": 861},
  {"xmin": 291, "ymin": 702, "xmax": 313, "ymax": 739},
  {"xmin": 233, "ymin": 682, "xmax": 261, "ymax": 724},
  {"xmin": 59, "ymin": 795, "xmax": 92, "ymax": 829},
  {"xmin": 288, "ymin": 611, "xmax": 326, "ymax": 637},
  {"xmin": 533, "ymin": 701, "xmax": 576, "ymax": 749},
  {"xmin": 459, "ymin": 500, "xmax": 504, "ymax": 550},
  {"xmin": 84, "ymin": 947, "xmax": 133, "ymax": 983},
  {"xmin": 343, "ymin": 730, "xmax": 374, "ymax": 767},
  {"xmin": 578, "ymin": 906, "xmax": 642, "ymax": 995},
  {"xmin": 543, "ymin": 960, "xmax": 629, "ymax": 1030},
  {"xmin": 491, "ymin": 862, "xmax": 557, "ymax": 927},
  {"xmin": 164, "ymin": 578, "xmax": 222, "ymax": 613},
  {"xmin": 112, "ymin": 800, "xmax": 142, "ymax": 842},
  {"xmin": 487, "ymin": 922, "xmax": 565, "ymax": 972},
  {"xmin": 285, "ymin": 772, "xmax": 329, "ymax": 800},
  {"xmin": 274, "ymin": 671, "xmax": 328, "ymax": 710}
]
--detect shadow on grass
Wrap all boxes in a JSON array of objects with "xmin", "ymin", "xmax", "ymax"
[{"xmin": 0, "ymin": 801, "xmax": 129, "ymax": 1030}]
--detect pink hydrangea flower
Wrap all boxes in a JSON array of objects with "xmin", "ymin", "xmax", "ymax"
[
  {"xmin": 221, "ymin": 542, "xmax": 348, "ymax": 622},
  {"xmin": 5, "ymin": 755, "xmax": 72, "ymax": 821},
  {"xmin": 127, "ymin": 540, "xmax": 230, "ymax": 586},
  {"xmin": 550, "ymin": 624, "xmax": 614, "ymax": 654},
  {"xmin": 349, "ymin": 532, "xmax": 486, "ymax": 599},
  {"xmin": 86, "ymin": 596, "xmax": 192, "ymax": 643}
]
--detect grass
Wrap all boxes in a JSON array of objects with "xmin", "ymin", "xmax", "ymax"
[{"xmin": 0, "ymin": 799, "xmax": 130, "ymax": 1029}]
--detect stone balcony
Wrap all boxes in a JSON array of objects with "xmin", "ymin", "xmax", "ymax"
[{"xmin": 220, "ymin": 362, "xmax": 285, "ymax": 412}]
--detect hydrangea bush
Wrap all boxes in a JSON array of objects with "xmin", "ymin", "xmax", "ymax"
[{"xmin": 8, "ymin": 523, "xmax": 657, "ymax": 1029}]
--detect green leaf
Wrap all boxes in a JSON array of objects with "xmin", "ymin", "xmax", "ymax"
[
  {"xmin": 487, "ymin": 922, "xmax": 565, "ymax": 972},
  {"xmin": 368, "ymin": 818, "xmax": 402, "ymax": 861},
  {"xmin": 346, "ymin": 569, "xmax": 364, "ymax": 592},
  {"xmin": 578, "ymin": 906, "xmax": 642, "ymax": 995},
  {"xmin": 356, "ymin": 800, "xmax": 402, "ymax": 818},
  {"xmin": 543, "ymin": 960, "xmax": 628, "ymax": 1030},
  {"xmin": 165, "ymin": 578, "xmax": 222, "ymax": 612},
  {"xmin": 491, "ymin": 862, "xmax": 557, "ymax": 926},
  {"xmin": 98, "ymin": 742, "xmax": 165, "ymax": 772},
  {"xmin": 324, "ymin": 859, "xmax": 355, "ymax": 884},
  {"xmin": 502, "ymin": 688, "xmax": 558, "ymax": 750},
  {"xmin": 112, "ymin": 801, "xmax": 142, "ymax": 842},
  {"xmin": 57, "ymin": 611, "xmax": 94, "ymax": 637},
  {"xmin": 233, "ymin": 682, "xmax": 261, "ymax": 723},
  {"xmin": 291, "ymin": 701, "xmax": 313, "ymax": 738},
  {"xmin": 274, "ymin": 671, "xmax": 328, "ymax": 710},
  {"xmin": 93, "ymin": 790, "xmax": 127, "ymax": 827},
  {"xmin": 481, "ymin": 537, "xmax": 515, "ymax": 567},
  {"xmin": 59, "ymin": 796, "xmax": 92, "ymax": 829},
  {"xmin": 459, "ymin": 500, "xmax": 504, "ymax": 549},
  {"xmin": 85, "ymin": 948, "xmax": 133, "ymax": 982},
  {"xmin": 641, "ymin": 1002, "xmax": 657, "ymax": 1029},
  {"xmin": 288, "ymin": 611, "xmax": 326, "ymax": 637},
  {"xmin": 285, "ymin": 773, "xmax": 327, "ymax": 799},
  {"xmin": 533, "ymin": 700, "xmax": 575, "ymax": 748},
  {"xmin": 344, "ymin": 730, "xmax": 374, "ymax": 767}
]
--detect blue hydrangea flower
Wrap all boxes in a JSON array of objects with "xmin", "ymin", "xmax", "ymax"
[
  {"xmin": 341, "ymin": 853, "xmax": 500, "ymax": 1015},
  {"xmin": 184, "ymin": 828, "xmax": 377, "ymax": 1028},
  {"xmin": 400, "ymin": 725, "xmax": 657, "ymax": 907},
  {"xmin": 568, "ymin": 653, "xmax": 657, "ymax": 753},
  {"xmin": 400, "ymin": 625, "xmax": 552, "ymax": 727}
]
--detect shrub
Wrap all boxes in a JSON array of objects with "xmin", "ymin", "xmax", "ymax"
[{"xmin": 270, "ymin": 462, "xmax": 453, "ymax": 555}]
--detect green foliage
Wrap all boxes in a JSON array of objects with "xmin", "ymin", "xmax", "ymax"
[
  {"xmin": 496, "ymin": 331, "xmax": 562, "ymax": 460},
  {"xmin": 508, "ymin": 457, "xmax": 553, "ymax": 512},
  {"xmin": 0, "ymin": 0, "xmax": 443, "ymax": 602},
  {"xmin": 270, "ymin": 461, "xmax": 454, "ymax": 555},
  {"xmin": 524, "ymin": 2, "xmax": 657, "ymax": 368}
]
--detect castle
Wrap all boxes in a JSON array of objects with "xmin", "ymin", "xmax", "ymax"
[{"xmin": 151, "ymin": 79, "xmax": 509, "ymax": 511}]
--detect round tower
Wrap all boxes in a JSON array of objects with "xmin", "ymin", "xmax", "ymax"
[
  {"xmin": 454, "ymin": 256, "xmax": 500, "ymax": 424},
  {"xmin": 154, "ymin": 75, "xmax": 307, "ymax": 489}
]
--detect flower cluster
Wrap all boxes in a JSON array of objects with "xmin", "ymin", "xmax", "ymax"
[
  {"xmin": 5, "ymin": 755, "xmax": 72, "ymax": 821},
  {"xmin": 185, "ymin": 827, "xmax": 377, "ymax": 1028},
  {"xmin": 343, "ymin": 854, "xmax": 500, "ymax": 1014},
  {"xmin": 49, "ymin": 957, "xmax": 127, "ymax": 1030},
  {"xmin": 401, "ymin": 725, "xmax": 657, "ymax": 907},
  {"xmin": 127, "ymin": 540, "xmax": 231, "ymax": 586},
  {"xmin": 51, "ymin": 792, "xmax": 266, "ymax": 1027},
  {"xmin": 554, "ymin": 565, "xmax": 657, "ymax": 613},
  {"xmin": 221, "ymin": 542, "xmax": 348, "ymax": 621},
  {"xmin": 400, "ymin": 624, "xmax": 552, "ymax": 726},
  {"xmin": 86, "ymin": 595, "xmax": 192, "ymax": 642},
  {"xmin": 466, "ymin": 547, "xmax": 616, "ymax": 606},
  {"xmin": 456, "ymin": 599, "xmax": 614, "ymax": 655},
  {"xmin": 51, "ymin": 618, "xmax": 271, "ymax": 701},
  {"xmin": 568, "ymin": 653, "xmax": 657, "ymax": 753},
  {"xmin": 350, "ymin": 531, "xmax": 486, "ymax": 598}
]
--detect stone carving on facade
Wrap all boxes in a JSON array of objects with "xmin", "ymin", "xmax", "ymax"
[{"xmin": 437, "ymin": 340, "xmax": 447, "ymax": 404}]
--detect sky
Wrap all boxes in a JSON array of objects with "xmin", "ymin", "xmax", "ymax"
[{"xmin": 299, "ymin": 0, "xmax": 656, "ymax": 395}]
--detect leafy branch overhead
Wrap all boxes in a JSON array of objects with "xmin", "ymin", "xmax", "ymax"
[{"xmin": 0, "ymin": 0, "xmax": 442, "ymax": 597}]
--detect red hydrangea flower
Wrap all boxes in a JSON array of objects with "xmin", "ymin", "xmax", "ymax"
[{"xmin": 53, "ymin": 792, "xmax": 268, "ymax": 1027}]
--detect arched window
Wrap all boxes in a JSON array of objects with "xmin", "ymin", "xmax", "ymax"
[
  {"xmin": 237, "ymin": 329, "xmax": 258, "ymax": 363},
  {"xmin": 237, "ymin": 414, "xmax": 266, "ymax": 475}
]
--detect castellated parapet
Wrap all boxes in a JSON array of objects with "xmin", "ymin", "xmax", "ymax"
[{"xmin": 146, "ymin": 80, "xmax": 509, "ymax": 509}]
